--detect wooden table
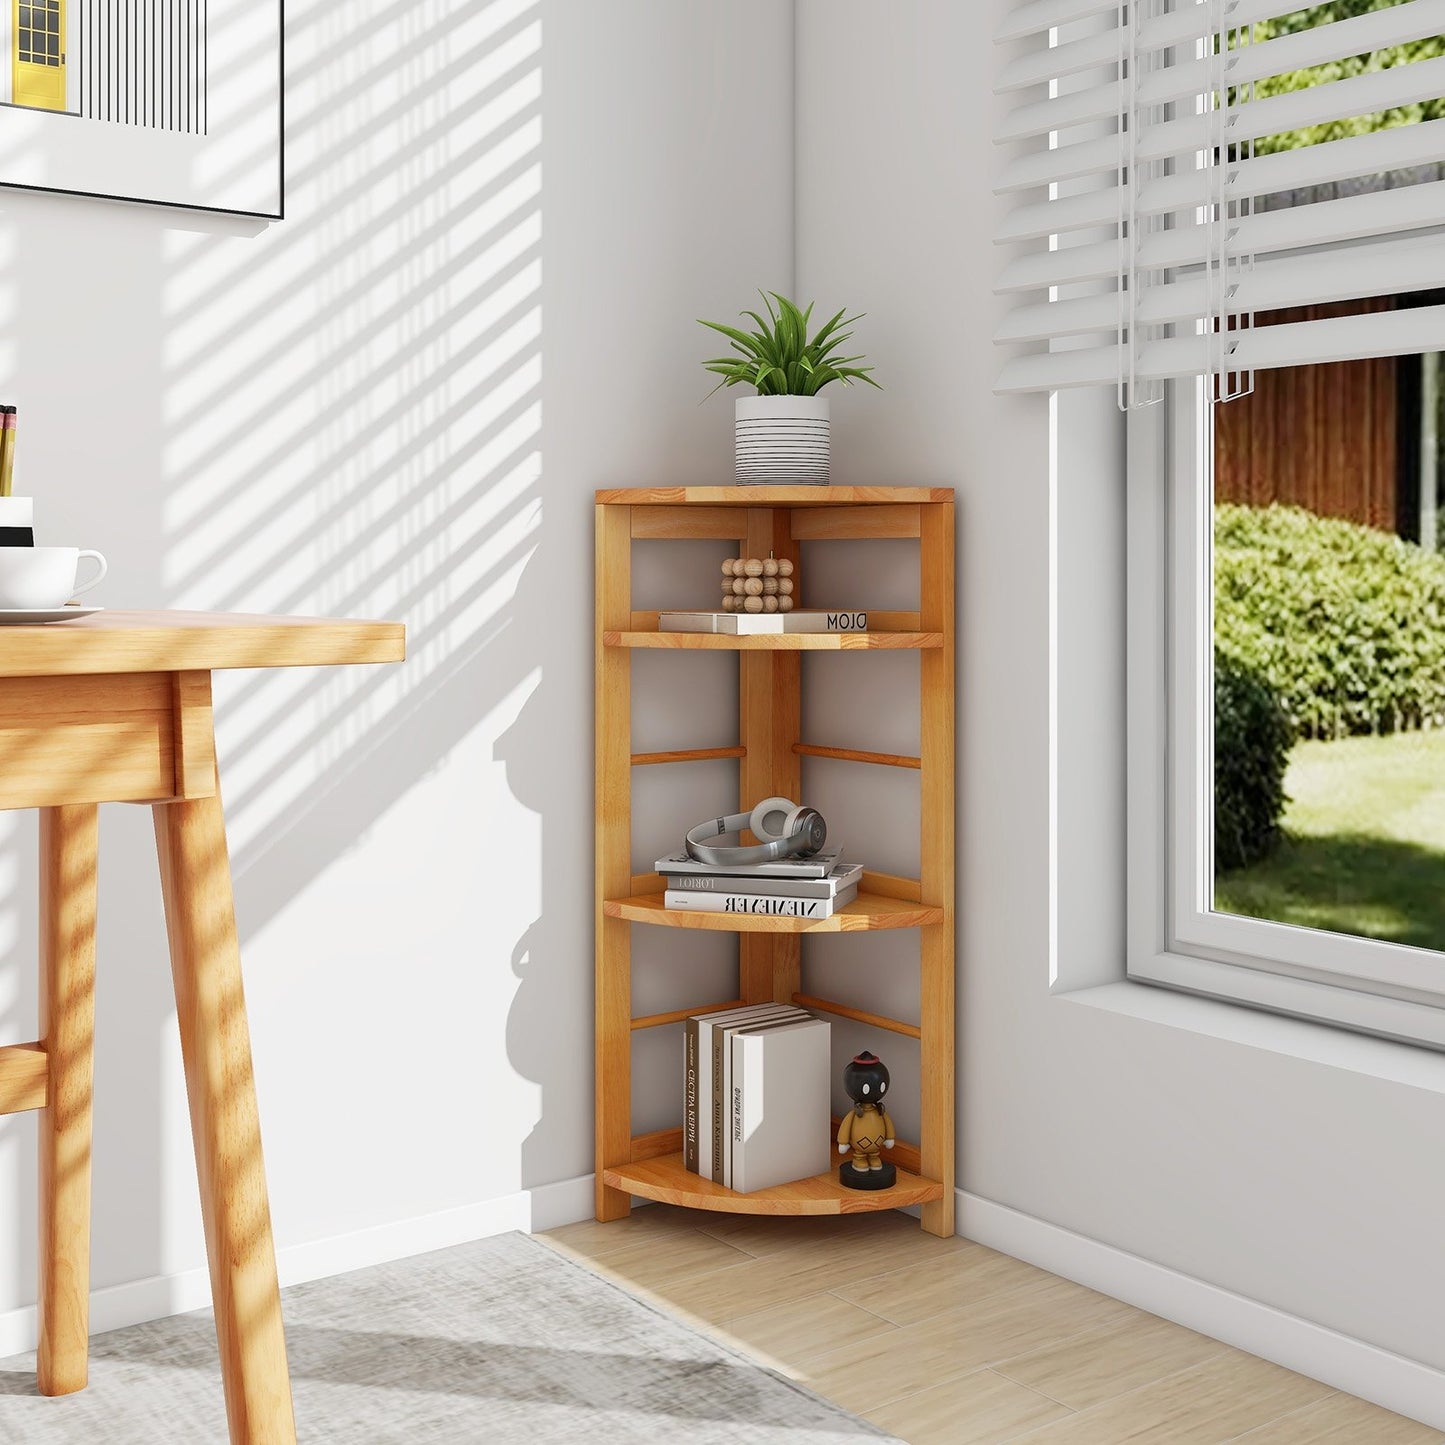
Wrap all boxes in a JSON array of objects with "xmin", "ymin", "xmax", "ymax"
[{"xmin": 0, "ymin": 611, "xmax": 405, "ymax": 1444}]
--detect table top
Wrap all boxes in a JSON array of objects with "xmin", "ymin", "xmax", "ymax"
[{"xmin": 0, "ymin": 610, "xmax": 406, "ymax": 677}]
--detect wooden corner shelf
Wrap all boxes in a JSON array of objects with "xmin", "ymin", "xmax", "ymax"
[
  {"xmin": 604, "ymin": 892, "xmax": 943, "ymax": 933},
  {"xmin": 595, "ymin": 485, "xmax": 956, "ymax": 1238},
  {"xmin": 603, "ymin": 1152, "xmax": 945, "ymax": 1216}
]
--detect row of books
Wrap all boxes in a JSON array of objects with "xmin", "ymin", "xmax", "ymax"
[
  {"xmin": 683, "ymin": 1003, "xmax": 830, "ymax": 1193},
  {"xmin": 656, "ymin": 848, "xmax": 861, "ymax": 919}
]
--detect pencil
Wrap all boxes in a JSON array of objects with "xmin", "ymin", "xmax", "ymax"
[{"xmin": 0, "ymin": 407, "xmax": 15, "ymax": 499}]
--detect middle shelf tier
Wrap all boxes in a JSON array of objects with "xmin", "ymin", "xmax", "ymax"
[
  {"xmin": 604, "ymin": 891, "xmax": 944, "ymax": 932},
  {"xmin": 604, "ymin": 630, "xmax": 943, "ymax": 651}
]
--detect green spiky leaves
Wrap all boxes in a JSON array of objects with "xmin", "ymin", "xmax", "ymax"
[{"xmin": 698, "ymin": 292, "xmax": 881, "ymax": 397}]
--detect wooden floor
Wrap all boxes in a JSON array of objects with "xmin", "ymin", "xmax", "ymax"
[{"xmin": 540, "ymin": 1205, "xmax": 1440, "ymax": 1444}]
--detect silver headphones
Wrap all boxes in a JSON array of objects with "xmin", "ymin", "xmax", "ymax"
[{"xmin": 685, "ymin": 796, "xmax": 828, "ymax": 867}]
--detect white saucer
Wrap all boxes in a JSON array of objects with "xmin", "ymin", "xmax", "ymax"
[{"xmin": 0, "ymin": 605, "xmax": 103, "ymax": 625}]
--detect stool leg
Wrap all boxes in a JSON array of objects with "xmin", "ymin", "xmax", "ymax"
[
  {"xmin": 154, "ymin": 789, "xmax": 296, "ymax": 1445},
  {"xmin": 37, "ymin": 803, "xmax": 99, "ymax": 1397}
]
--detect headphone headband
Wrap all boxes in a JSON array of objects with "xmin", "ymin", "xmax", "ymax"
[{"xmin": 684, "ymin": 799, "xmax": 827, "ymax": 867}]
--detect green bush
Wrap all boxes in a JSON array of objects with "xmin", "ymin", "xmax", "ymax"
[
  {"xmin": 1215, "ymin": 503, "xmax": 1445, "ymax": 739},
  {"xmin": 1214, "ymin": 649, "xmax": 1292, "ymax": 872}
]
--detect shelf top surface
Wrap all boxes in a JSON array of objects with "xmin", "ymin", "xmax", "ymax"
[
  {"xmin": 0, "ymin": 611, "xmax": 406, "ymax": 677},
  {"xmin": 595, "ymin": 486, "xmax": 954, "ymax": 506},
  {"xmin": 605, "ymin": 630, "xmax": 942, "ymax": 652},
  {"xmin": 603, "ymin": 1151, "xmax": 944, "ymax": 1215},
  {"xmin": 605, "ymin": 891, "xmax": 944, "ymax": 933}
]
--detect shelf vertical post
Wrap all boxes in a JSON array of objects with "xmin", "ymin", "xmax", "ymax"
[
  {"xmin": 919, "ymin": 500, "xmax": 956, "ymax": 1237},
  {"xmin": 738, "ymin": 507, "xmax": 802, "ymax": 1007},
  {"xmin": 596, "ymin": 503, "xmax": 634, "ymax": 1221}
]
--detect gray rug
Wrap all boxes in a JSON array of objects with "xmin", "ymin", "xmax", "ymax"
[{"xmin": 0, "ymin": 1232, "xmax": 900, "ymax": 1443}]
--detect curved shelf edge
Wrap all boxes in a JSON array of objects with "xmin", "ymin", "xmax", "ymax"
[
  {"xmin": 604, "ymin": 630, "xmax": 943, "ymax": 651},
  {"xmin": 603, "ymin": 1152, "xmax": 944, "ymax": 1216},
  {"xmin": 603, "ymin": 892, "xmax": 944, "ymax": 933}
]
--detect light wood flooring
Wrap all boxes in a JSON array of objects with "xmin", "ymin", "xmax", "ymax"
[{"xmin": 540, "ymin": 1205, "xmax": 1439, "ymax": 1445}]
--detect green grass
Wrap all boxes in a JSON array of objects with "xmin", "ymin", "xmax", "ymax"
[{"xmin": 1215, "ymin": 730, "xmax": 1445, "ymax": 951}]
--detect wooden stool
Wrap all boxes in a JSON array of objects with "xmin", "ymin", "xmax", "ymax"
[{"xmin": 0, "ymin": 612, "xmax": 404, "ymax": 1445}]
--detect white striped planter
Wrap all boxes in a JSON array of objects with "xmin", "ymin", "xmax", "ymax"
[{"xmin": 735, "ymin": 396, "xmax": 830, "ymax": 485}]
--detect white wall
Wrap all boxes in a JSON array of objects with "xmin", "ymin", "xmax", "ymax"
[
  {"xmin": 0, "ymin": 0, "xmax": 794, "ymax": 1342},
  {"xmin": 796, "ymin": 0, "xmax": 1445, "ymax": 1416}
]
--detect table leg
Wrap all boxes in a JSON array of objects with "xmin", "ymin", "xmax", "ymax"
[
  {"xmin": 37, "ymin": 804, "xmax": 99, "ymax": 1396},
  {"xmin": 154, "ymin": 788, "xmax": 296, "ymax": 1445}
]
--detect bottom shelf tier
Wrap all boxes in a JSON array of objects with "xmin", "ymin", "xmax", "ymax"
[{"xmin": 603, "ymin": 1151, "xmax": 944, "ymax": 1216}]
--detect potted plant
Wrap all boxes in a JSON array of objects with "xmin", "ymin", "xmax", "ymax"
[{"xmin": 699, "ymin": 293, "xmax": 879, "ymax": 485}]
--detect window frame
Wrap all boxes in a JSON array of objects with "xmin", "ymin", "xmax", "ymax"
[{"xmin": 1125, "ymin": 375, "xmax": 1445, "ymax": 1050}]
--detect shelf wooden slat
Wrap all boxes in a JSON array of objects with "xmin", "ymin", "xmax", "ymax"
[
  {"xmin": 596, "ymin": 486, "xmax": 954, "ymax": 507},
  {"xmin": 603, "ymin": 1151, "xmax": 944, "ymax": 1215},
  {"xmin": 605, "ymin": 631, "xmax": 943, "ymax": 652},
  {"xmin": 795, "ymin": 743, "xmax": 921, "ymax": 769},
  {"xmin": 790, "ymin": 504, "xmax": 921, "ymax": 540},
  {"xmin": 794, "ymin": 992, "xmax": 922, "ymax": 1040},
  {"xmin": 604, "ymin": 891, "xmax": 943, "ymax": 933},
  {"xmin": 630, "ymin": 999, "xmax": 744, "ymax": 1031},
  {"xmin": 631, "ymin": 746, "xmax": 746, "ymax": 767},
  {"xmin": 0, "ymin": 1042, "xmax": 48, "ymax": 1115}
]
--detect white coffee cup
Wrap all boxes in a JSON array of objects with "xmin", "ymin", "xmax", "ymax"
[{"xmin": 0, "ymin": 547, "xmax": 107, "ymax": 610}]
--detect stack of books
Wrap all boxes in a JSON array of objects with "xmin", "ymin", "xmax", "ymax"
[
  {"xmin": 657, "ymin": 848, "xmax": 862, "ymax": 920},
  {"xmin": 684, "ymin": 1003, "xmax": 830, "ymax": 1193}
]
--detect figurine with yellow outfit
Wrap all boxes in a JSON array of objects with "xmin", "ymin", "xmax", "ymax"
[{"xmin": 837, "ymin": 1050, "xmax": 896, "ymax": 1190}]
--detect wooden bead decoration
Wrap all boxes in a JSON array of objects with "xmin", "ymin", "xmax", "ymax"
[{"xmin": 712, "ymin": 556, "xmax": 797, "ymax": 605}]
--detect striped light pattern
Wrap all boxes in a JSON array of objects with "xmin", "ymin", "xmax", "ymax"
[{"xmin": 993, "ymin": 0, "xmax": 1445, "ymax": 401}]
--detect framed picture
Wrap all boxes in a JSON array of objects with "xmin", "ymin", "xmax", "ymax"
[{"xmin": 0, "ymin": 0, "xmax": 282, "ymax": 217}]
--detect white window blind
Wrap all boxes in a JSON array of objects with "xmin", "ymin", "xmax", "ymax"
[{"xmin": 993, "ymin": 0, "xmax": 1445, "ymax": 402}]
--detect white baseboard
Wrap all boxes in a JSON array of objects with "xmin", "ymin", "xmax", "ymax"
[
  {"xmin": 0, "ymin": 1172, "xmax": 597, "ymax": 1361},
  {"xmin": 960, "ymin": 1188, "xmax": 1445, "ymax": 1433}
]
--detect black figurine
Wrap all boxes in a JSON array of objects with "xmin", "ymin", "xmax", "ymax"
[{"xmin": 837, "ymin": 1051, "xmax": 896, "ymax": 1190}]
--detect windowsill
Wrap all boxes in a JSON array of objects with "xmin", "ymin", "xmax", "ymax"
[{"xmin": 1056, "ymin": 975, "xmax": 1445, "ymax": 1096}]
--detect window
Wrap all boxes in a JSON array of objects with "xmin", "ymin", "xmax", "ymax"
[
  {"xmin": 1123, "ymin": 5, "xmax": 1445, "ymax": 1046},
  {"xmin": 1128, "ymin": 346, "xmax": 1445, "ymax": 1049},
  {"xmin": 993, "ymin": 0, "xmax": 1445, "ymax": 1044}
]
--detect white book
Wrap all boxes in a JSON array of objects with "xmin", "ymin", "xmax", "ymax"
[
  {"xmin": 665, "ymin": 863, "xmax": 864, "ymax": 899},
  {"xmin": 655, "ymin": 847, "xmax": 845, "ymax": 880},
  {"xmin": 666, "ymin": 882, "xmax": 858, "ymax": 919},
  {"xmin": 690, "ymin": 1004, "xmax": 804, "ymax": 1181},
  {"xmin": 732, "ymin": 1017, "xmax": 832, "ymax": 1194},
  {"xmin": 660, "ymin": 610, "xmax": 869, "ymax": 635},
  {"xmin": 717, "ymin": 1008, "xmax": 810, "ymax": 1187}
]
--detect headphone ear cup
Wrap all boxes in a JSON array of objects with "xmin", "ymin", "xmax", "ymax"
[
  {"xmin": 792, "ymin": 807, "xmax": 827, "ymax": 856},
  {"xmin": 749, "ymin": 796, "xmax": 798, "ymax": 842}
]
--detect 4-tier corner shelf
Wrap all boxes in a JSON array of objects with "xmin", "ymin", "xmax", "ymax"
[{"xmin": 594, "ymin": 486, "xmax": 956, "ymax": 1237}]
